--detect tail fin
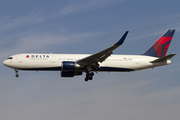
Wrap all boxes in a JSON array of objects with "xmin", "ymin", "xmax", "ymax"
[{"xmin": 143, "ymin": 29, "xmax": 175, "ymax": 58}]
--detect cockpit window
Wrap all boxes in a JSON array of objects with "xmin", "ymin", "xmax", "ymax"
[{"xmin": 7, "ymin": 57, "xmax": 13, "ymax": 59}]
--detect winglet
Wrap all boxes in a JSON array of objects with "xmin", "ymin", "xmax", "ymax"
[{"xmin": 114, "ymin": 31, "xmax": 129, "ymax": 45}]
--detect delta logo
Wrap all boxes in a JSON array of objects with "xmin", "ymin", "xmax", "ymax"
[
  {"xmin": 25, "ymin": 55, "xmax": 50, "ymax": 58},
  {"xmin": 26, "ymin": 55, "xmax": 30, "ymax": 58}
]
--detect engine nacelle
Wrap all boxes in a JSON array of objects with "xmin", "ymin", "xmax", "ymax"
[
  {"xmin": 61, "ymin": 71, "xmax": 82, "ymax": 77},
  {"xmin": 62, "ymin": 61, "xmax": 80, "ymax": 71}
]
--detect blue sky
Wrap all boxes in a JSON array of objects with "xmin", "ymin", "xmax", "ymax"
[{"xmin": 0, "ymin": 0, "xmax": 180, "ymax": 120}]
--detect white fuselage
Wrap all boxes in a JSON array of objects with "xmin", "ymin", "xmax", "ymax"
[
  {"xmin": 3, "ymin": 30, "xmax": 175, "ymax": 80},
  {"xmin": 3, "ymin": 53, "xmax": 171, "ymax": 72}
]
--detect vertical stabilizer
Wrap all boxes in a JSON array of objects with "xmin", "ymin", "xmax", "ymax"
[{"xmin": 143, "ymin": 29, "xmax": 175, "ymax": 58}]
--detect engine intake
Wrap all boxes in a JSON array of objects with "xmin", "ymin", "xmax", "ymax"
[{"xmin": 62, "ymin": 61, "xmax": 80, "ymax": 70}]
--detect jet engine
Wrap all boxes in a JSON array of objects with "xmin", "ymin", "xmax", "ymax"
[
  {"xmin": 61, "ymin": 61, "xmax": 81, "ymax": 70},
  {"xmin": 61, "ymin": 61, "xmax": 83, "ymax": 77}
]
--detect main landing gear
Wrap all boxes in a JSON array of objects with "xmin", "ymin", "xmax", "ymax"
[
  {"xmin": 15, "ymin": 69, "xmax": 19, "ymax": 77},
  {"xmin": 85, "ymin": 72, "xmax": 94, "ymax": 82}
]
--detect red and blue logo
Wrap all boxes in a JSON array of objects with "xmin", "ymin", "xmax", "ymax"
[
  {"xmin": 143, "ymin": 29, "xmax": 175, "ymax": 58},
  {"xmin": 153, "ymin": 36, "xmax": 172, "ymax": 58}
]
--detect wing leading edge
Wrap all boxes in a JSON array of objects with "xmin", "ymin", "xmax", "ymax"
[{"xmin": 76, "ymin": 31, "xmax": 129, "ymax": 69}]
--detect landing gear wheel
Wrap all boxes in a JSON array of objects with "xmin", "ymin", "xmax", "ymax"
[
  {"xmin": 14, "ymin": 69, "xmax": 19, "ymax": 78},
  {"xmin": 84, "ymin": 72, "xmax": 94, "ymax": 81},
  {"xmin": 89, "ymin": 76, "xmax": 93, "ymax": 80},
  {"xmin": 15, "ymin": 74, "xmax": 19, "ymax": 77},
  {"xmin": 85, "ymin": 78, "xmax": 88, "ymax": 82}
]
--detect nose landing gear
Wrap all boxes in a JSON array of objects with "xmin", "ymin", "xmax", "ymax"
[{"xmin": 15, "ymin": 69, "xmax": 19, "ymax": 77}]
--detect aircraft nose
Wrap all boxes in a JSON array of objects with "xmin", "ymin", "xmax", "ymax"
[{"xmin": 3, "ymin": 60, "xmax": 8, "ymax": 66}]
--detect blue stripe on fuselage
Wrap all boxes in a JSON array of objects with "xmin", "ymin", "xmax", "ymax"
[{"xmin": 17, "ymin": 66, "xmax": 134, "ymax": 72}]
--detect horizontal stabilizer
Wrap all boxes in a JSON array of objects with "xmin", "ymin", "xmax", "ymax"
[{"xmin": 150, "ymin": 53, "xmax": 176, "ymax": 63}]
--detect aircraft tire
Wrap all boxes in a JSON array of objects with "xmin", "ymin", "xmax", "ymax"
[
  {"xmin": 89, "ymin": 76, "xmax": 93, "ymax": 80},
  {"xmin": 85, "ymin": 78, "xmax": 88, "ymax": 82},
  {"xmin": 16, "ymin": 74, "xmax": 19, "ymax": 77}
]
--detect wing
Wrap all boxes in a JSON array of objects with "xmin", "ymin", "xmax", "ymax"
[{"xmin": 76, "ymin": 31, "xmax": 129, "ymax": 70}]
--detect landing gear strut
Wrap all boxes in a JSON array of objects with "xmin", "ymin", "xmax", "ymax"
[
  {"xmin": 85, "ymin": 72, "xmax": 94, "ymax": 82},
  {"xmin": 15, "ymin": 69, "xmax": 19, "ymax": 77}
]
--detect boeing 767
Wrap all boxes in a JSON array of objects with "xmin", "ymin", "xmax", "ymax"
[{"xmin": 3, "ymin": 29, "xmax": 176, "ymax": 81}]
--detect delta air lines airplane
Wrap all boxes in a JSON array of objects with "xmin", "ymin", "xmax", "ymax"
[{"xmin": 3, "ymin": 29, "xmax": 176, "ymax": 81}]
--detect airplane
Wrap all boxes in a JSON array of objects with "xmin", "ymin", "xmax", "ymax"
[{"xmin": 3, "ymin": 29, "xmax": 176, "ymax": 81}]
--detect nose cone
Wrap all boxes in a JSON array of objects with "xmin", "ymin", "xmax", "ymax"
[
  {"xmin": 3, "ymin": 59, "xmax": 14, "ymax": 68},
  {"xmin": 3, "ymin": 60, "xmax": 8, "ymax": 66}
]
